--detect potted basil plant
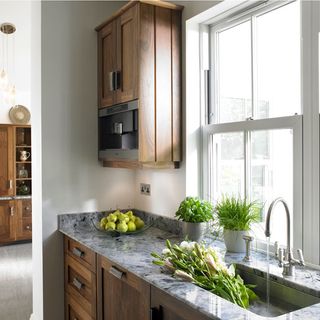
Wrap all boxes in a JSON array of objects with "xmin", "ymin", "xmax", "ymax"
[
  {"xmin": 175, "ymin": 196, "xmax": 213, "ymax": 241},
  {"xmin": 215, "ymin": 196, "xmax": 261, "ymax": 253}
]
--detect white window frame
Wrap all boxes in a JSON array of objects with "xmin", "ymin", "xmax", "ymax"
[{"xmin": 199, "ymin": 0, "xmax": 318, "ymax": 260}]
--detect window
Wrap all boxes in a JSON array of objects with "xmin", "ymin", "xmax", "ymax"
[{"xmin": 204, "ymin": 1, "xmax": 302, "ymax": 247}]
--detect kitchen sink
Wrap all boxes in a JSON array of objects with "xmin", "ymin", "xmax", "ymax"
[{"xmin": 235, "ymin": 264, "xmax": 320, "ymax": 317}]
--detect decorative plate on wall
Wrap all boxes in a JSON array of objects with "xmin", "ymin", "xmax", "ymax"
[{"xmin": 9, "ymin": 105, "xmax": 31, "ymax": 124}]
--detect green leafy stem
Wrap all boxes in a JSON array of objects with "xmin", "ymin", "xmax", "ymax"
[{"xmin": 151, "ymin": 240, "xmax": 258, "ymax": 309}]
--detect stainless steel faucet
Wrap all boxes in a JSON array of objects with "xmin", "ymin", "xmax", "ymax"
[{"xmin": 265, "ymin": 197, "xmax": 305, "ymax": 276}]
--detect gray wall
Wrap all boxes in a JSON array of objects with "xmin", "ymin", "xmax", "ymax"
[
  {"xmin": 42, "ymin": 2, "xmax": 131, "ymax": 319},
  {"xmin": 41, "ymin": 1, "xmax": 217, "ymax": 319}
]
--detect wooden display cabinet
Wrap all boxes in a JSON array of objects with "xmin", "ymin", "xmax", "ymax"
[{"xmin": 0, "ymin": 124, "xmax": 32, "ymax": 245}]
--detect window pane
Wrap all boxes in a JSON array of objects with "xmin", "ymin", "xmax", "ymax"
[
  {"xmin": 211, "ymin": 132, "xmax": 245, "ymax": 198},
  {"xmin": 256, "ymin": 2, "xmax": 301, "ymax": 119},
  {"xmin": 250, "ymin": 129, "xmax": 293, "ymax": 246},
  {"xmin": 217, "ymin": 21, "xmax": 252, "ymax": 123}
]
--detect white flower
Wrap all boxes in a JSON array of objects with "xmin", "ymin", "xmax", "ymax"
[
  {"xmin": 179, "ymin": 241, "xmax": 190, "ymax": 251},
  {"xmin": 162, "ymin": 248, "xmax": 171, "ymax": 255}
]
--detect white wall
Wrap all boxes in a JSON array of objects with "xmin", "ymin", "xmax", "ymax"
[
  {"xmin": 134, "ymin": 1, "xmax": 217, "ymax": 217},
  {"xmin": 0, "ymin": 1, "xmax": 32, "ymax": 123},
  {"xmin": 41, "ymin": 1, "xmax": 218, "ymax": 319},
  {"xmin": 41, "ymin": 2, "xmax": 132, "ymax": 319}
]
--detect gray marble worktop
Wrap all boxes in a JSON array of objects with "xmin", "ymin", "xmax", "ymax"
[{"xmin": 58, "ymin": 211, "xmax": 320, "ymax": 320}]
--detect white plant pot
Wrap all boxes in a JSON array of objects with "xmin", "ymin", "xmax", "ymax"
[
  {"xmin": 223, "ymin": 229, "xmax": 249, "ymax": 253},
  {"xmin": 181, "ymin": 221, "xmax": 207, "ymax": 241}
]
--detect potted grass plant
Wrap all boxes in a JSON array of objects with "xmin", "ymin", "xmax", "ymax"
[
  {"xmin": 175, "ymin": 196, "xmax": 213, "ymax": 241},
  {"xmin": 215, "ymin": 196, "xmax": 261, "ymax": 253}
]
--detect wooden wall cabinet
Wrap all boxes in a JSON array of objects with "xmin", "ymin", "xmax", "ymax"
[{"xmin": 96, "ymin": 1, "xmax": 183, "ymax": 168}]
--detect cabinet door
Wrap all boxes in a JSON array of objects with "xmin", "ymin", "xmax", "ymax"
[
  {"xmin": 115, "ymin": 4, "xmax": 139, "ymax": 104},
  {"xmin": 0, "ymin": 126, "xmax": 14, "ymax": 196},
  {"xmin": 151, "ymin": 286, "xmax": 212, "ymax": 320},
  {"xmin": 98, "ymin": 20, "xmax": 117, "ymax": 108},
  {"xmin": 97, "ymin": 255, "xmax": 150, "ymax": 320},
  {"xmin": 0, "ymin": 200, "xmax": 15, "ymax": 243},
  {"xmin": 15, "ymin": 199, "xmax": 32, "ymax": 240}
]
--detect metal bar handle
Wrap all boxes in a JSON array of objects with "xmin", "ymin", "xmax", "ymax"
[
  {"xmin": 7, "ymin": 180, "xmax": 13, "ymax": 189},
  {"xmin": 9, "ymin": 206, "xmax": 14, "ymax": 216},
  {"xmin": 109, "ymin": 71, "xmax": 114, "ymax": 91},
  {"xmin": 72, "ymin": 277, "xmax": 84, "ymax": 290},
  {"xmin": 115, "ymin": 71, "xmax": 121, "ymax": 90},
  {"xmin": 109, "ymin": 266, "xmax": 125, "ymax": 280},
  {"xmin": 72, "ymin": 247, "xmax": 84, "ymax": 258}
]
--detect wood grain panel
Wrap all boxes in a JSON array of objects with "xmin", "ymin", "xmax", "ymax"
[
  {"xmin": 116, "ymin": 4, "xmax": 139, "ymax": 104},
  {"xmin": 155, "ymin": 7, "xmax": 172, "ymax": 162},
  {"xmin": 97, "ymin": 255, "xmax": 150, "ymax": 320},
  {"xmin": 138, "ymin": 3, "xmax": 156, "ymax": 162},
  {"xmin": 99, "ymin": 21, "xmax": 116, "ymax": 108},
  {"xmin": 66, "ymin": 293, "xmax": 93, "ymax": 320},
  {"xmin": 16, "ymin": 200, "xmax": 32, "ymax": 240},
  {"xmin": 95, "ymin": 0, "xmax": 183, "ymax": 32},
  {"xmin": 0, "ymin": 126, "xmax": 14, "ymax": 196},
  {"xmin": 64, "ymin": 236, "xmax": 97, "ymax": 273},
  {"xmin": 151, "ymin": 285, "xmax": 213, "ymax": 320},
  {"xmin": 65, "ymin": 254, "xmax": 97, "ymax": 319},
  {"xmin": 0, "ymin": 200, "xmax": 14, "ymax": 243},
  {"xmin": 171, "ymin": 10, "xmax": 182, "ymax": 162}
]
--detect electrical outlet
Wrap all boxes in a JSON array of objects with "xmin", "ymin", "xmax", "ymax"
[{"xmin": 140, "ymin": 183, "xmax": 151, "ymax": 196}]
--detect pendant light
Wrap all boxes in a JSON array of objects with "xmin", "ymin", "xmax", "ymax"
[{"xmin": 0, "ymin": 22, "xmax": 16, "ymax": 106}]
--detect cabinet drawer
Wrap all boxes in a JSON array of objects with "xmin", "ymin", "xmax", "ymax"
[
  {"xmin": 66, "ymin": 293, "xmax": 93, "ymax": 320},
  {"xmin": 65, "ymin": 255, "xmax": 96, "ymax": 319},
  {"xmin": 21, "ymin": 200, "xmax": 32, "ymax": 218},
  {"xmin": 64, "ymin": 236, "xmax": 96, "ymax": 272}
]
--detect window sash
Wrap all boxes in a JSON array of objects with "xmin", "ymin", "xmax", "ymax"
[
  {"xmin": 209, "ymin": 0, "xmax": 300, "ymax": 125},
  {"xmin": 202, "ymin": 115, "xmax": 303, "ymax": 250}
]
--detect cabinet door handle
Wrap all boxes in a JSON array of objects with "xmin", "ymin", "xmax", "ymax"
[
  {"xmin": 109, "ymin": 266, "xmax": 125, "ymax": 279},
  {"xmin": 109, "ymin": 71, "xmax": 114, "ymax": 91},
  {"xmin": 9, "ymin": 206, "xmax": 14, "ymax": 216},
  {"xmin": 26, "ymin": 225, "xmax": 31, "ymax": 231},
  {"xmin": 72, "ymin": 247, "xmax": 84, "ymax": 258},
  {"xmin": 150, "ymin": 306, "xmax": 163, "ymax": 320},
  {"xmin": 72, "ymin": 277, "xmax": 84, "ymax": 290},
  {"xmin": 7, "ymin": 180, "xmax": 13, "ymax": 189},
  {"xmin": 25, "ymin": 206, "xmax": 30, "ymax": 211},
  {"xmin": 115, "ymin": 71, "xmax": 121, "ymax": 90}
]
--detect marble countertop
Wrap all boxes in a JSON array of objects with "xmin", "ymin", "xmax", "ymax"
[{"xmin": 58, "ymin": 212, "xmax": 320, "ymax": 320}]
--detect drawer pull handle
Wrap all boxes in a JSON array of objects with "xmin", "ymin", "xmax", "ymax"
[
  {"xmin": 72, "ymin": 277, "xmax": 84, "ymax": 290},
  {"xmin": 109, "ymin": 266, "xmax": 125, "ymax": 279},
  {"xmin": 25, "ymin": 207, "xmax": 30, "ymax": 211},
  {"xmin": 72, "ymin": 247, "xmax": 84, "ymax": 258},
  {"xmin": 26, "ymin": 225, "xmax": 31, "ymax": 231}
]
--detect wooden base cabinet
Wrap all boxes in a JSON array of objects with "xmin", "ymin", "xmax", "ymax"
[
  {"xmin": 64, "ymin": 236, "xmax": 97, "ymax": 320},
  {"xmin": 97, "ymin": 255, "xmax": 150, "ymax": 320},
  {"xmin": 150, "ymin": 286, "xmax": 212, "ymax": 320},
  {"xmin": 0, "ymin": 199, "xmax": 32, "ymax": 244},
  {"xmin": 0, "ymin": 200, "xmax": 15, "ymax": 243}
]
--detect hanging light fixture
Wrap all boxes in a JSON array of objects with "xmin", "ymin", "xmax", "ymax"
[{"xmin": 0, "ymin": 22, "xmax": 16, "ymax": 106}]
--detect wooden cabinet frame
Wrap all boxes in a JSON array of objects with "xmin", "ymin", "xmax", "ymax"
[{"xmin": 96, "ymin": 1, "xmax": 183, "ymax": 169}]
